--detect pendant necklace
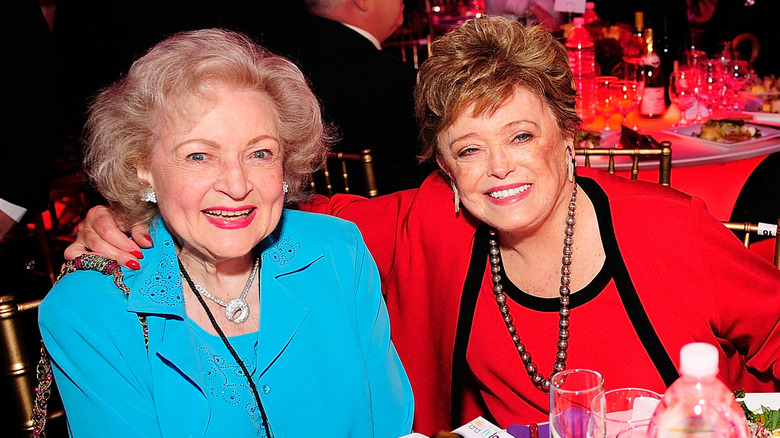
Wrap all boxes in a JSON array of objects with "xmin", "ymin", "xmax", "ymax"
[
  {"xmin": 179, "ymin": 258, "xmax": 274, "ymax": 437},
  {"xmin": 188, "ymin": 257, "xmax": 259, "ymax": 324},
  {"xmin": 488, "ymin": 184, "xmax": 577, "ymax": 392}
]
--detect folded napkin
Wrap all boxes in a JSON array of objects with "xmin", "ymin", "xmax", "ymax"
[{"xmin": 619, "ymin": 125, "xmax": 660, "ymax": 149}]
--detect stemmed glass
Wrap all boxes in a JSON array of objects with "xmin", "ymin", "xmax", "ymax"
[
  {"xmin": 595, "ymin": 76, "xmax": 619, "ymax": 131},
  {"xmin": 697, "ymin": 62, "xmax": 725, "ymax": 119},
  {"xmin": 611, "ymin": 80, "xmax": 642, "ymax": 129},
  {"xmin": 723, "ymin": 60, "xmax": 751, "ymax": 111},
  {"xmin": 668, "ymin": 70, "xmax": 697, "ymax": 126}
]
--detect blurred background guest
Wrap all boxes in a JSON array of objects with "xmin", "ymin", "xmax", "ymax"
[
  {"xmin": 1, "ymin": 0, "xmax": 56, "ymax": 241},
  {"xmin": 283, "ymin": 0, "xmax": 434, "ymax": 193}
]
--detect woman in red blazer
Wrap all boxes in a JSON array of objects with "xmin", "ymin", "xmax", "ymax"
[{"xmin": 65, "ymin": 16, "xmax": 780, "ymax": 436}]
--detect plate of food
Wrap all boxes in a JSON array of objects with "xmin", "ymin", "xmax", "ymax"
[
  {"xmin": 736, "ymin": 390, "xmax": 780, "ymax": 437},
  {"xmin": 664, "ymin": 119, "xmax": 780, "ymax": 147}
]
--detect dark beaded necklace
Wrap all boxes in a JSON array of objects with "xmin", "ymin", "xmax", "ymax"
[{"xmin": 488, "ymin": 184, "xmax": 577, "ymax": 392}]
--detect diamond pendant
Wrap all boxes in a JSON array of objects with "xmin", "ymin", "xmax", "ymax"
[{"xmin": 225, "ymin": 297, "xmax": 250, "ymax": 324}]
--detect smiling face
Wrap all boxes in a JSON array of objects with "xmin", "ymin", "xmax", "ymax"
[
  {"xmin": 436, "ymin": 87, "xmax": 574, "ymax": 236},
  {"xmin": 137, "ymin": 83, "xmax": 284, "ymax": 263}
]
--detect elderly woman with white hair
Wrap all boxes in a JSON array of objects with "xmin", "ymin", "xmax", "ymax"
[{"xmin": 37, "ymin": 28, "xmax": 413, "ymax": 437}]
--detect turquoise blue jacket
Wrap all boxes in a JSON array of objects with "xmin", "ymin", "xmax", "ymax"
[{"xmin": 39, "ymin": 210, "xmax": 414, "ymax": 437}]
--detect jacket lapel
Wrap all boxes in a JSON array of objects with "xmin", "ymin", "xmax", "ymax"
[{"xmin": 255, "ymin": 213, "xmax": 324, "ymax": 375}]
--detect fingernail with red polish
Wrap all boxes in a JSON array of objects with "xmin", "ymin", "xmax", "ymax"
[
  {"xmin": 126, "ymin": 260, "xmax": 141, "ymax": 270},
  {"xmin": 144, "ymin": 235, "xmax": 154, "ymax": 245},
  {"xmin": 130, "ymin": 250, "xmax": 144, "ymax": 259}
]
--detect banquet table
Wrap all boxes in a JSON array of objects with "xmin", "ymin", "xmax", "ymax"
[{"xmin": 580, "ymin": 108, "xmax": 780, "ymax": 222}]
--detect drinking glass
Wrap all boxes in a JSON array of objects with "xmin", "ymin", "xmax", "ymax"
[
  {"xmin": 611, "ymin": 80, "xmax": 642, "ymax": 129},
  {"xmin": 668, "ymin": 71, "xmax": 697, "ymax": 126},
  {"xmin": 615, "ymin": 424, "xmax": 649, "ymax": 438},
  {"xmin": 550, "ymin": 369, "xmax": 604, "ymax": 438},
  {"xmin": 589, "ymin": 388, "xmax": 661, "ymax": 438},
  {"xmin": 697, "ymin": 61, "xmax": 725, "ymax": 118},
  {"xmin": 723, "ymin": 60, "xmax": 751, "ymax": 111},
  {"xmin": 595, "ymin": 76, "xmax": 619, "ymax": 131}
]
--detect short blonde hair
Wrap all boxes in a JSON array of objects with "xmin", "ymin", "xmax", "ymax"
[
  {"xmin": 415, "ymin": 16, "xmax": 580, "ymax": 162},
  {"xmin": 84, "ymin": 28, "xmax": 330, "ymax": 227}
]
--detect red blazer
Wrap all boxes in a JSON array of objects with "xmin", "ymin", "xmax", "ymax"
[{"xmin": 307, "ymin": 167, "xmax": 780, "ymax": 435}]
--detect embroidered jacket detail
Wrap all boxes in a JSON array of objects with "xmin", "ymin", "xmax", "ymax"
[{"xmin": 262, "ymin": 236, "xmax": 301, "ymax": 266}]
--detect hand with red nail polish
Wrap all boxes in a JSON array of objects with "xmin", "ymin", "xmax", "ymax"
[{"xmin": 64, "ymin": 206, "xmax": 153, "ymax": 269}]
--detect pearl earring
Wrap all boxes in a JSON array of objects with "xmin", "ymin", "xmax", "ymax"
[{"xmin": 283, "ymin": 181, "xmax": 289, "ymax": 194}]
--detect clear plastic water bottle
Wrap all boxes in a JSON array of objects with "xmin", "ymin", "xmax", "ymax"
[
  {"xmin": 566, "ymin": 17, "xmax": 596, "ymax": 123},
  {"xmin": 647, "ymin": 343, "xmax": 749, "ymax": 438},
  {"xmin": 583, "ymin": 2, "xmax": 599, "ymax": 24}
]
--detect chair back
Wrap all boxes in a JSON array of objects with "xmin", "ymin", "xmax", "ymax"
[
  {"xmin": 0, "ymin": 294, "xmax": 65, "ymax": 436},
  {"xmin": 310, "ymin": 149, "xmax": 379, "ymax": 198},
  {"xmin": 722, "ymin": 220, "xmax": 780, "ymax": 268},
  {"xmin": 575, "ymin": 141, "xmax": 672, "ymax": 186}
]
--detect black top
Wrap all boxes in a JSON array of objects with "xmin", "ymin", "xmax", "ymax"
[{"xmin": 283, "ymin": 15, "xmax": 435, "ymax": 193}]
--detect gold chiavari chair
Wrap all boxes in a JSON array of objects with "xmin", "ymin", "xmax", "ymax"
[
  {"xmin": 1, "ymin": 294, "xmax": 65, "ymax": 436},
  {"xmin": 575, "ymin": 141, "xmax": 673, "ymax": 186},
  {"xmin": 310, "ymin": 149, "xmax": 379, "ymax": 198},
  {"xmin": 722, "ymin": 220, "xmax": 780, "ymax": 268}
]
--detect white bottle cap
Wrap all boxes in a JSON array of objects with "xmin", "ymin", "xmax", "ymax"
[{"xmin": 679, "ymin": 342, "xmax": 719, "ymax": 378}]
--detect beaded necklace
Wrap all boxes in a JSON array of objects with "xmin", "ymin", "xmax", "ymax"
[{"xmin": 488, "ymin": 184, "xmax": 577, "ymax": 392}]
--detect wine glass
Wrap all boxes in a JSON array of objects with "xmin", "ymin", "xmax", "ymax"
[
  {"xmin": 611, "ymin": 80, "xmax": 642, "ymax": 129},
  {"xmin": 595, "ymin": 76, "xmax": 618, "ymax": 131},
  {"xmin": 668, "ymin": 71, "xmax": 697, "ymax": 126},
  {"xmin": 697, "ymin": 61, "xmax": 725, "ymax": 119},
  {"xmin": 723, "ymin": 60, "xmax": 751, "ymax": 111}
]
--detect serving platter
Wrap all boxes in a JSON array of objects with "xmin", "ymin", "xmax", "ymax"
[
  {"xmin": 663, "ymin": 122, "xmax": 780, "ymax": 148},
  {"xmin": 743, "ymin": 392, "xmax": 780, "ymax": 412}
]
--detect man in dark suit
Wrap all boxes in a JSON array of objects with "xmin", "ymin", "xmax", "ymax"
[
  {"xmin": 286, "ymin": 0, "xmax": 433, "ymax": 194},
  {"xmin": 1, "ymin": 0, "xmax": 56, "ymax": 240}
]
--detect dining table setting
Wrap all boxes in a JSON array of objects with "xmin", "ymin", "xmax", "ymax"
[
  {"xmin": 577, "ymin": 86, "xmax": 780, "ymax": 224},
  {"xmin": 401, "ymin": 375, "xmax": 780, "ymax": 438}
]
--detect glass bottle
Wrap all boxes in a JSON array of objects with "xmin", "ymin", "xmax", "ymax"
[{"xmin": 639, "ymin": 28, "xmax": 666, "ymax": 119}]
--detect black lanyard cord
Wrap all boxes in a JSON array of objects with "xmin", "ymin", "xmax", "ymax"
[{"xmin": 178, "ymin": 258, "xmax": 274, "ymax": 438}]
